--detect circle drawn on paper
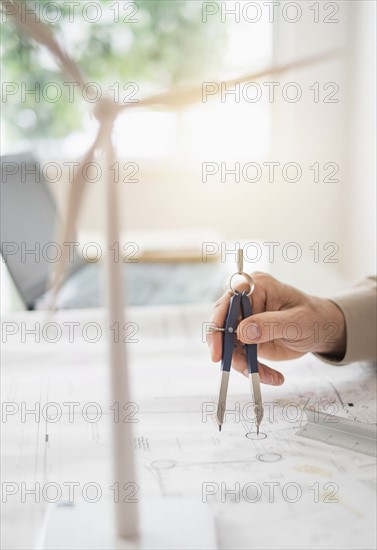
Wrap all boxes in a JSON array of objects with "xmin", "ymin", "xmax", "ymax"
[
  {"xmin": 245, "ymin": 432, "xmax": 267, "ymax": 440},
  {"xmin": 151, "ymin": 460, "xmax": 175, "ymax": 470},
  {"xmin": 257, "ymin": 452, "xmax": 282, "ymax": 462}
]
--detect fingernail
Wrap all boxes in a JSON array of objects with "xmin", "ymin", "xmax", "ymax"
[
  {"xmin": 266, "ymin": 374, "xmax": 274, "ymax": 385},
  {"xmin": 277, "ymin": 374, "xmax": 285, "ymax": 385}
]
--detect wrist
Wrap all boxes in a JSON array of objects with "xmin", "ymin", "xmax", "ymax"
[{"xmin": 315, "ymin": 298, "xmax": 346, "ymax": 359}]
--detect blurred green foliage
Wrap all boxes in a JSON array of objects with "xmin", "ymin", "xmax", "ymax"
[{"xmin": 1, "ymin": 0, "xmax": 225, "ymax": 142}]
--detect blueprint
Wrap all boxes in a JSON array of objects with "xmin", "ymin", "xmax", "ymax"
[{"xmin": 1, "ymin": 305, "xmax": 376, "ymax": 549}]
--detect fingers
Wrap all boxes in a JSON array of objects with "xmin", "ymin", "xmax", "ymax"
[
  {"xmin": 229, "ymin": 346, "xmax": 284, "ymax": 386},
  {"xmin": 258, "ymin": 341, "xmax": 305, "ymax": 361},
  {"xmin": 207, "ymin": 281, "xmax": 264, "ymax": 362},
  {"xmin": 256, "ymin": 362, "xmax": 285, "ymax": 385},
  {"xmin": 207, "ymin": 272, "xmax": 290, "ymax": 385},
  {"xmin": 207, "ymin": 291, "xmax": 231, "ymax": 362},
  {"xmin": 237, "ymin": 309, "xmax": 297, "ymax": 344}
]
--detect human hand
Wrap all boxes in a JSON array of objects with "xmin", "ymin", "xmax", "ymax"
[{"xmin": 207, "ymin": 272, "xmax": 346, "ymax": 385}]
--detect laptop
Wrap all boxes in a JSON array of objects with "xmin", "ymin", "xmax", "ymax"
[{"xmin": 1, "ymin": 154, "xmax": 223, "ymax": 309}]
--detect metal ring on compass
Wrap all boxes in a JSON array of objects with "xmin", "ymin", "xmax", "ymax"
[{"xmin": 226, "ymin": 272, "xmax": 255, "ymax": 297}]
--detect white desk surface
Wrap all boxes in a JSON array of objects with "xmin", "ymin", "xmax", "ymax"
[{"xmin": 1, "ymin": 305, "xmax": 376, "ymax": 549}]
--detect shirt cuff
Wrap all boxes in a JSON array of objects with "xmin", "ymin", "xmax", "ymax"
[{"xmin": 315, "ymin": 276, "xmax": 377, "ymax": 365}]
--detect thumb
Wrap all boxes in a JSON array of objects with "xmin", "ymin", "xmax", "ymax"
[{"xmin": 237, "ymin": 310, "xmax": 295, "ymax": 344}]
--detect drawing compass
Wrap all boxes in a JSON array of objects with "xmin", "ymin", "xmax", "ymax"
[{"xmin": 213, "ymin": 249, "xmax": 264, "ymax": 433}]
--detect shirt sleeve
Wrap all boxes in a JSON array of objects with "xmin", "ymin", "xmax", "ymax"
[{"xmin": 315, "ymin": 276, "xmax": 377, "ymax": 365}]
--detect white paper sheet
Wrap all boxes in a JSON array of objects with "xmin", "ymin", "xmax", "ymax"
[{"xmin": 1, "ymin": 305, "xmax": 376, "ymax": 549}]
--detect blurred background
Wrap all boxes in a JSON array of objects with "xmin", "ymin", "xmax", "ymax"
[{"xmin": 1, "ymin": 0, "xmax": 376, "ymax": 310}]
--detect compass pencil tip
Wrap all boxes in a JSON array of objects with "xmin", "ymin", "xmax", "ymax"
[{"xmin": 219, "ymin": 425, "xmax": 222, "ymax": 432}]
